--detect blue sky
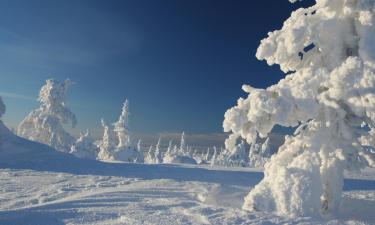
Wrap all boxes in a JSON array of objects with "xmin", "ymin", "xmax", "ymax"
[{"xmin": 0, "ymin": 0, "xmax": 314, "ymax": 135}]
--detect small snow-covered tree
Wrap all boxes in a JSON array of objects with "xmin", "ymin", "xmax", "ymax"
[
  {"xmin": 98, "ymin": 100, "xmax": 143, "ymax": 163},
  {"xmin": 145, "ymin": 145, "xmax": 155, "ymax": 163},
  {"xmin": 163, "ymin": 133, "xmax": 197, "ymax": 164},
  {"xmin": 248, "ymin": 136, "xmax": 271, "ymax": 168},
  {"xmin": 213, "ymin": 141, "xmax": 247, "ymax": 167},
  {"xmin": 17, "ymin": 79, "xmax": 76, "ymax": 152},
  {"xmin": 210, "ymin": 147, "xmax": 218, "ymax": 166},
  {"xmin": 205, "ymin": 147, "xmax": 211, "ymax": 161},
  {"xmin": 179, "ymin": 132, "xmax": 186, "ymax": 154},
  {"xmin": 223, "ymin": 0, "xmax": 375, "ymax": 218},
  {"xmin": 70, "ymin": 130, "xmax": 99, "ymax": 160},
  {"xmin": 153, "ymin": 137, "xmax": 162, "ymax": 163},
  {"xmin": 97, "ymin": 119, "xmax": 116, "ymax": 160},
  {"xmin": 113, "ymin": 99, "xmax": 130, "ymax": 148},
  {"xmin": 165, "ymin": 140, "xmax": 173, "ymax": 156}
]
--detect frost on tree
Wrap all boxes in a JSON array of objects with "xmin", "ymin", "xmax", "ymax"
[
  {"xmin": 70, "ymin": 130, "xmax": 99, "ymax": 160},
  {"xmin": 17, "ymin": 79, "xmax": 76, "ymax": 152},
  {"xmin": 223, "ymin": 0, "xmax": 375, "ymax": 217}
]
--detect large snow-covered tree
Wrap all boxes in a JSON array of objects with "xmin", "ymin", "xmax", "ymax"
[
  {"xmin": 17, "ymin": 79, "xmax": 76, "ymax": 152},
  {"xmin": 223, "ymin": 0, "xmax": 375, "ymax": 218}
]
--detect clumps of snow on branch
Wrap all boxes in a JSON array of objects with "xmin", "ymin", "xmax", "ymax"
[
  {"xmin": 223, "ymin": 0, "xmax": 375, "ymax": 218},
  {"xmin": 17, "ymin": 79, "xmax": 76, "ymax": 152}
]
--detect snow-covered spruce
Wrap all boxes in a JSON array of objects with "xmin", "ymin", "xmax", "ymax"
[
  {"xmin": 97, "ymin": 100, "xmax": 143, "ymax": 163},
  {"xmin": 223, "ymin": 0, "xmax": 375, "ymax": 218},
  {"xmin": 70, "ymin": 130, "xmax": 99, "ymax": 160},
  {"xmin": 17, "ymin": 79, "xmax": 76, "ymax": 152}
]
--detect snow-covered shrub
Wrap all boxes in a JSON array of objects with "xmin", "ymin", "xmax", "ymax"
[
  {"xmin": 17, "ymin": 79, "xmax": 76, "ymax": 152},
  {"xmin": 223, "ymin": 0, "xmax": 375, "ymax": 218},
  {"xmin": 70, "ymin": 130, "xmax": 99, "ymax": 160}
]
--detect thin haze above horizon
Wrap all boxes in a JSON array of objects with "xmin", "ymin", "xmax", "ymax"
[{"xmin": 0, "ymin": 0, "xmax": 314, "ymax": 136}]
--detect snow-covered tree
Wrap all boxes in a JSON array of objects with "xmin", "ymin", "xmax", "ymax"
[
  {"xmin": 179, "ymin": 132, "xmax": 186, "ymax": 154},
  {"xmin": 17, "ymin": 79, "xmax": 76, "ymax": 152},
  {"xmin": 98, "ymin": 101, "xmax": 143, "ymax": 163},
  {"xmin": 213, "ymin": 141, "xmax": 247, "ymax": 167},
  {"xmin": 97, "ymin": 119, "xmax": 116, "ymax": 160},
  {"xmin": 113, "ymin": 99, "xmax": 130, "ymax": 148},
  {"xmin": 70, "ymin": 130, "xmax": 100, "ymax": 160},
  {"xmin": 163, "ymin": 132, "xmax": 197, "ymax": 164},
  {"xmin": 137, "ymin": 139, "xmax": 142, "ymax": 153},
  {"xmin": 111, "ymin": 100, "xmax": 143, "ymax": 162},
  {"xmin": 223, "ymin": 0, "xmax": 375, "ymax": 218},
  {"xmin": 166, "ymin": 140, "xmax": 173, "ymax": 156},
  {"xmin": 205, "ymin": 147, "xmax": 211, "ymax": 161},
  {"xmin": 153, "ymin": 137, "xmax": 162, "ymax": 163},
  {"xmin": 145, "ymin": 145, "xmax": 155, "ymax": 163},
  {"xmin": 0, "ymin": 96, "xmax": 5, "ymax": 119},
  {"xmin": 210, "ymin": 147, "xmax": 218, "ymax": 166},
  {"xmin": 248, "ymin": 137, "xmax": 271, "ymax": 168}
]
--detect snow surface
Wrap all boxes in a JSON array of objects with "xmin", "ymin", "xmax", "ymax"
[{"xmin": 1, "ymin": 121, "xmax": 375, "ymax": 225}]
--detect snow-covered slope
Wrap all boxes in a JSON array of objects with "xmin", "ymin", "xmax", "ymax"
[{"xmin": 1, "ymin": 121, "xmax": 375, "ymax": 225}]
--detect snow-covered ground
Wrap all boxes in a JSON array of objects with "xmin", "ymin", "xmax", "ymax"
[
  {"xmin": 1, "ymin": 164, "xmax": 375, "ymax": 225},
  {"xmin": 1, "ymin": 122, "xmax": 375, "ymax": 225}
]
